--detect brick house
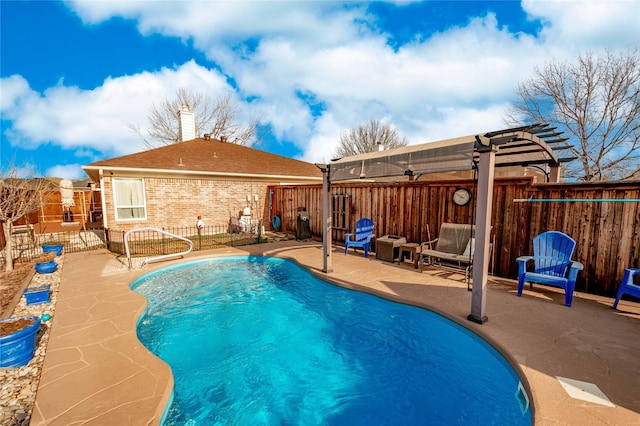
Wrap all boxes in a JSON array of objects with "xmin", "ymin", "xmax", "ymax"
[{"xmin": 82, "ymin": 107, "xmax": 322, "ymax": 232}]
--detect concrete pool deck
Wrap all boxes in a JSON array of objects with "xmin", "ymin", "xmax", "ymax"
[{"xmin": 31, "ymin": 241, "xmax": 639, "ymax": 425}]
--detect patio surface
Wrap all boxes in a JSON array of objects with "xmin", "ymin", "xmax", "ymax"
[{"xmin": 31, "ymin": 241, "xmax": 640, "ymax": 425}]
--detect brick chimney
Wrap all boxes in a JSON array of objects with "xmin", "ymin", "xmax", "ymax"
[{"xmin": 178, "ymin": 103, "xmax": 195, "ymax": 142}]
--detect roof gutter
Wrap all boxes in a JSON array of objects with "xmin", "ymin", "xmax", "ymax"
[{"xmin": 82, "ymin": 165, "xmax": 323, "ymax": 182}]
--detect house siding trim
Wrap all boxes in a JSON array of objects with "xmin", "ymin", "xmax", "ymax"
[{"xmin": 83, "ymin": 165, "xmax": 322, "ymax": 183}]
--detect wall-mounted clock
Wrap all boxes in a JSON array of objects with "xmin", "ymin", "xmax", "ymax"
[{"xmin": 453, "ymin": 188, "xmax": 472, "ymax": 206}]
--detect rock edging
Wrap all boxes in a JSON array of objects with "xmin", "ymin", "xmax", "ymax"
[{"xmin": 0, "ymin": 254, "xmax": 63, "ymax": 426}]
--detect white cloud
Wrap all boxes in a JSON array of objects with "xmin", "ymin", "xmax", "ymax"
[
  {"xmin": 1, "ymin": 163, "xmax": 40, "ymax": 179},
  {"xmin": 1, "ymin": 61, "xmax": 234, "ymax": 156},
  {"xmin": 46, "ymin": 164, "xmax": 87, "ymax": 180},
  {"xmin": 8, "ymin": 1, "xmax": 639, "ymax": 174},
  {"xmin": 67, "ymin": 1, "xmax": 369, "ymax": 49},
  {"xmin": 222, "ymin": 12, "xmax": 548, "ymax": 156},
  {"xmin": 522, "ymin": 0, "xmax": 640, "ymax": 49},
  {"xmin": 63, "ymin": 0, "xmax": 137, "ymax": 23},
  {"xmin": 0, "ymin": 75, "xmax": 34, "ymax": 111}
]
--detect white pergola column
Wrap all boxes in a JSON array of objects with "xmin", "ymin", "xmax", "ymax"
[{"xmin": 468, "ymin": 146, "xmax": 497, "ymax": 324}]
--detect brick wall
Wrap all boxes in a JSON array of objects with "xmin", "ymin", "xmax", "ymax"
[{"xmin": 102, "ymin": 176, "xmax": 278, "ymax": 232}]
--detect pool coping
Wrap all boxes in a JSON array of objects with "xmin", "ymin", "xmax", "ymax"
[{"xmin": 31, "ymin": 242, "xmax": 640, "ymax": 425}]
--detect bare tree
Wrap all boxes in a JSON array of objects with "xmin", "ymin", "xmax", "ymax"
[
  {"xmin": 506, "ymin": 49, "xmax": 640, "ymax": 181},
  {"xmin": 0, "ymin": 166, "xmax": 52, "ymax": 271},
  {"xmin": 130, "ymin": 89, "xmax": 265, "ymax": 148},
  {"xmin": 333, "ymin": 119, "xmax": 409, "ymax": 158}
]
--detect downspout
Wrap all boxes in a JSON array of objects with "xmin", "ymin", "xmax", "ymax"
[
  {"xmin": 39, "ymin": 192, "xmax": 45, "ymax": 224},
  {"xmin": 99, "ymin": 169, "xmax": 108, "ymax": 229}
]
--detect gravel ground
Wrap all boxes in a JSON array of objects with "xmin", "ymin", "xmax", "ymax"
[{"xmin": 0, "ymin": 254, "xmax": 63, "ymax": 426}]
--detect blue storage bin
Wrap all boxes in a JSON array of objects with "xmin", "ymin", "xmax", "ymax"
[
  {"xmin": 41, "ymin": 243, "xmax": 64, "ymax": 256},
  {"xmin": 35, "ymin": 261, "xmax": 57, "ymax": 274},
  {"xmin": 23, "ymin": 285, "xmax": 51, "ymax": 305},
  {"xmin": 0, "ymin": 316, "xmax": 41, "ymax": 367}
]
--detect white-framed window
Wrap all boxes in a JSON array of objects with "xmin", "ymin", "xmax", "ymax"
[{"xmin": 113, "ymin": 178, "xmax": 147, "ymax": 221}]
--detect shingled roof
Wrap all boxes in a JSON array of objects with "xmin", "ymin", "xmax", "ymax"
[{"xmin": 83, "ymin": 138, "xmax": 322, "ymax": 182}]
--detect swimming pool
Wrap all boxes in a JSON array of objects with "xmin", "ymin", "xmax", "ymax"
[{"xmin": 132, "ymin": 256, "xmax": 531, "ymax": 425}]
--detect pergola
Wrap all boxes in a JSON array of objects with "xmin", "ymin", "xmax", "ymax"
[{"xmin": 316, "ymin": 124, "xmax": 575, "ymax": 324}]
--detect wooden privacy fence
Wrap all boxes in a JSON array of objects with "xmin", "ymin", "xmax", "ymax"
[
  {"xmin": 13, "ymin": 190, "xmax": 98, "ymax": 226},
  {"xmin": 268, "ymin": 178, "xmax": 640, "ymax": 297},
  {"xmin": 39, "ymin": 190, "xmax": 95, "ymax": 224}
]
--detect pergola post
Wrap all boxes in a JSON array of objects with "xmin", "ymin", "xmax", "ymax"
[
  {"xmin": 317, "ymin": 164, "xmax": 333, "ymax": 273},
  {"xmin": 468, "ymin": 146, "xmax": 497, "ymax": 324},
  {"xmin": 549, "ymin": 165, "xmax": 561, "ymax": 182}
]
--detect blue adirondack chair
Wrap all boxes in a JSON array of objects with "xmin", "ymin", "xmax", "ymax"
[
  {"xmin": 612, "ymin": 268, "xmax": 640, "ymax": 310},
  {"xmin": 516, "ymin": 231, "xmax": 583, "ymax": 307},
  {"xmin": 344, "ymin": 218, "xmax": 375, "ymax": 258}
]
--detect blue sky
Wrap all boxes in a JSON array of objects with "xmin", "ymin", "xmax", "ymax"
[{"xmin": 1, "ymin": 0, "xmax": 638, "ymax": 179}]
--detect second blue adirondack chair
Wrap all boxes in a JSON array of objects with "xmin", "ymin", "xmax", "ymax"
[
  {"xmin": 516, "ymin": 231, "xmax": 583, "ymax": 307},
  {"xmin": 612, "ymin": 268, "xmax": 640, "ymax": 310},
  {"xmin": 344, "ymin": 218, "xmax": 375, "ymax": 258}
]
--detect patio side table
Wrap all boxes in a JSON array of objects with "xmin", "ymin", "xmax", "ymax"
[
  {"xmin": 376, "ymin": 235, "xmax": 406, "ymax": 262},
  {"xmin": 399, "ymin": 243, "xmax": 421, "ymax": 269}
]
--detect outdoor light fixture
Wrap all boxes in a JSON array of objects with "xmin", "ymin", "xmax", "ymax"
[{"xmin": 314, "ymin": 163, "xmax": 328, "ymax": 173}]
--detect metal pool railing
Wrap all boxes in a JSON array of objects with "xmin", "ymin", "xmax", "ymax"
[
  {"xmin": 106, "ymin": 224, "xmax": 265, "ymax": 256},
  {"xmin": 124, "ymin": 227, "xmax": 194, "ymax": 269}
]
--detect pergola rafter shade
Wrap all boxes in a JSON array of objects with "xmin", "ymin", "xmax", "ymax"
[
  {"xmin": 330, "ymin": 137, "xmax": 475, "ymax": 181},
  {"xmin": 330, "ymin": 124, "xmax": 572, "ymax": 182}
]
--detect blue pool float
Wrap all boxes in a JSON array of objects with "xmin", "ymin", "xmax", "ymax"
[{"xmin": 272, "ymin": 215, "xmax": 281, "ymax": 231}]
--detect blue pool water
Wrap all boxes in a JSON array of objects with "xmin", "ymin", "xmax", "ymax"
[{"xmin": 132, "ymin": 257, "xmax": 531, "ymax": 425}]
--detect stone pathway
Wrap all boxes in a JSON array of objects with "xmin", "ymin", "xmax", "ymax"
[{"xmin": 0, "ymin": 254, "xmax": 63, "ymax": 426}]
